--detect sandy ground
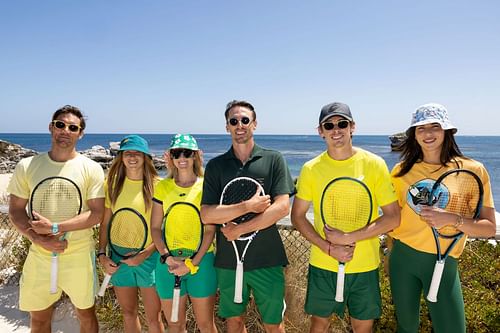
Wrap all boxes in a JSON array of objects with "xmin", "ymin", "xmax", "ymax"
[{"xmin": 0, "ymin": 285, "xmax": 80, "ymax": 333}]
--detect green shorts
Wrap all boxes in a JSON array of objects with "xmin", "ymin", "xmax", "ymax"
[
  {"xmin": 110, "ymin": 250, "xmax": 159, "ymax": 288},
  {"xmin": 20, "ymin": 248, "xmax": 96, "ymax": 311},
  {"xmin": 389, "ymin": 240, "xmax": 465, "ymax": 333},
  {"xmin": 155, "ymin": 252, "xmax": 217, "ymax": 299},
  {"xmin": 216, "ymin": 266, "xmax": 285, "ymax": 325},
  {"xmin": 305, "ymin": 265, "xmax": 381, "ymax": 320}
]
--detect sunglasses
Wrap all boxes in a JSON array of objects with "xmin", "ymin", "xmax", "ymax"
[
  {"xmin": 51, "ymin": 120, "xmax": 82, "ymax": 133},
  {"xmin": 228, "ymin": 117, "xmax": 252, "ymax": 126},
  {"xmin": 322, "ymin": 119, "xmax": 350, "ymax": 131},
  {"xmin": 170, "ymin": 149, "xmax": 195, "ymax": 159}
]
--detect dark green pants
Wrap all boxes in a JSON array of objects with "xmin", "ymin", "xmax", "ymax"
[{"xmin": 389, "ymin": 240, "xmax": 465, "ymax": 333}]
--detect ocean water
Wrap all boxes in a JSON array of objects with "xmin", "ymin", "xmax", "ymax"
[{"xmin": 1, "ymin": 133, "xmax": 499, "ymax": 208}]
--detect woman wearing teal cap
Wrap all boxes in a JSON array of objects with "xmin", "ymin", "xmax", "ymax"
[
  {"xmin": 151, "ymin": 134, "xmax": 217, "ymax": 333},
  {"xmin": 98, "ymin": 134, "xmax": 164, "ymax": 333}
]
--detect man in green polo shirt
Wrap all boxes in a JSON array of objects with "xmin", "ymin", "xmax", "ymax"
[{"xmin": 201, "ymin": 100, "xmax": 295, "ymax": 333}]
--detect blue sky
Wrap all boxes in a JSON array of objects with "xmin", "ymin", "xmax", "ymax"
[{"xmin": 0, "ymin": 1, "xmax": 498, "ymax": 135}]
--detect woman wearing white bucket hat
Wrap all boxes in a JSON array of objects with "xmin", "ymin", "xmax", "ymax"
[{"xmin": 389, "ymin": 103, "xmax": 496, "ymax": 333}]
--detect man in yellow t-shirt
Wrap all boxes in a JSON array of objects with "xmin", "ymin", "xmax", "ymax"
[
  {"xmin": 7, "ymin": 105, "xmax": 104, "ymax": 333},
  {"xmin": 291, "ymin": 102, "xmax": 400, "ymax": 333}
]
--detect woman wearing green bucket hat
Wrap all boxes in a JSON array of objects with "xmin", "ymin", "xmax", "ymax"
[
  {"xmin": 151, "ymin": 134, "xmax": 217, "ymax": 333},
  {"xmin": 97, "ymin": 134, "xmax": 164, "ymax": 333}
]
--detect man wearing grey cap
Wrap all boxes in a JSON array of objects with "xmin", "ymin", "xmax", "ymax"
[{"xmin": 291, "ymin": 102, "xmax": 400, "ymax": 332}]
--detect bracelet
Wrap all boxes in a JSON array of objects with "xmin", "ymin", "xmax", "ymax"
[
  {"xmin": 52, "ymin": 223, "xmax": 59, "ymax": 234},
  {"xmin": 97, "ymin": 252, "xmax": 106, "ymax": 259},
  {"xmin": 160, "ymin": 253, "xmax": 172, "ymax": 264},
  {"xmin": 453, "ymin": 214, "xmax": 464, "ymax": 229},
  {"xmin": 184, "ymin": 258, "xmax": 199, "ymax": 275}
]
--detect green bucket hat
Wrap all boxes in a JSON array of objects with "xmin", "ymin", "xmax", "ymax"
[{"xmin": 169, "ymin": 134, "xmax": 199, "ymax": 150}]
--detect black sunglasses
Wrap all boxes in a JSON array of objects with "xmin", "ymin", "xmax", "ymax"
[
  {"xmin": 322, "ymin": 120, "xmax": 350, "ymax": 131},
  {"xmin": 51, "ymin": 120, "xmax": 81, "ymax": 133},
  {"xmin": 170, "ymin": 149, "xmax": 195, "ymax": 159},
  {"xmin": 228, "ymin": 117, "xmax": 252, "ymax": 126}
]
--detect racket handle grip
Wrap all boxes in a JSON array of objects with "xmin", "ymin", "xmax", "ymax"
[
  {"xmin": 98, "ymin": 274, "xmax": 112, "ymax": 297},
  {"xmin": 171, "ymin": 288, "xmax": 181, "ymax": 322},
  {"xmin": 427, "ymin": 260, "xmax": 445, "ymax": 303},
  {"xmin": 335, "ymin": 263, "xmax": 345, "ymax": 302},
  {"xmin": 50, "ymin": 255, "xmax": 58, "ymax": 294},
  {"xmin": 234, "ymin": 261, "xmax": 244, "ymax": 303}
]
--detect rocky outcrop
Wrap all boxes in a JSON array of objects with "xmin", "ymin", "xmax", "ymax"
[
  {"xmin": 0, "ymin": 140, "xmax": 38, "ymax": 173},
  {"xmin": 0, "ymin": 140, "xmax": 165, "ymax": 173},
  {"xmin": 389, "ymin": 132, "xmax": 407, "ymax": 151}
]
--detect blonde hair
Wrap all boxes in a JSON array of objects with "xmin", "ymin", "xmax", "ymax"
[
  {"xmin": 107, "ymin": 152, "xmax": 159, "ymax": 211},
  {"xmin": 166, "ymin": 150, "xmax": 204, "ymax": 179}
]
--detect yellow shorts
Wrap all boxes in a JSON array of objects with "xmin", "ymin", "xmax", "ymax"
[{"xmin": 19, "ymin": 247, "xmax": 97, "ymax": 311}]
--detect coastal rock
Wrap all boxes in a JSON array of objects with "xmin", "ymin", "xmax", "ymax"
[
  {"xmin": 389, "ymin": 132, "xmax": 407, "ymax": 151},
  {"xmin": 0, "ymin": 139, "xmax": 166, "ymax": 172},
  {"xmin": 0, "ymin": 139, "xmax": 38, "ymax": 173}
]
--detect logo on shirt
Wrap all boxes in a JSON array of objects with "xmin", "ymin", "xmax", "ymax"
[{"xmin": 407, "ymin": 179, "xmax": 449, "ymax": 215}]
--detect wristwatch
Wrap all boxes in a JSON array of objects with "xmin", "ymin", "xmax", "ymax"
[
  {"xmin": 160, "ymin": 252, "xmax": 172, "ymax": 264},
  {"xmin": 52, "ymin": 223, "xmax": 59, "ymax": 234}
]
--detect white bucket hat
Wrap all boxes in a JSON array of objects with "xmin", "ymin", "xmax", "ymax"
[{"xmin": 409, "ymin": 103, "xmax": 457, "ymax": 133}]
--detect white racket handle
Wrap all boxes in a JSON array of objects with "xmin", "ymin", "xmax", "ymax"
[
  {"xmin": 234, "ymin": 261, "xmax": 244, "ymax": 303},
  {"xmin": 171, "ymin": 288, "xmax": 181, "ymax": 322},
  {"xmin": 50, "ymin": 255, "xmax": 58, "ymax": 294},
  {"xmin": 427, "ymin": 260, "xmax": 445, "ymax": 303},
  {"xmin": 335, "ymin": 263, "xmax": 346, "ymax": 302},
  {"xmin": 97, "ymin": 274, "xmax": 112, "ymax": 297}
]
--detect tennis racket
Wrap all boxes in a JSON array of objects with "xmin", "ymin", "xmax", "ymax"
[
  {"xmin": 426, "ymin": 169, "xmax": 483, "ymax": 302},
  {"xmin": 220, "ymin": 176, "xmax": 265, "ymax": 303},
  {"xmin": 97, "ymin": 207, "xmax": 148, "ymax": 296},
  {"xmin": 29, "ymin": 176, "xmax": 82, "ymax": 294},
  {"xmin": 162, "ymin": 202, "xmax": 204, "ymax": 322},
  {"xmin": 320, "ymin": 177, "xmax": 373, "ymax": 303}
]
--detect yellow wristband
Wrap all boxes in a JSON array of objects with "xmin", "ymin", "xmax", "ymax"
[{"xmin": 184, "ymin": 258, "xmax": 199, "ymax": 275}]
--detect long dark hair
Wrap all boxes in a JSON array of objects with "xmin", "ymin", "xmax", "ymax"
[
  {"xmin": 107, "ymin": 152, "xmax": 159, "ymax": 211},
  {"xmin": 394, "ymin": 128, "xmax": 465, "ymax": 177}
]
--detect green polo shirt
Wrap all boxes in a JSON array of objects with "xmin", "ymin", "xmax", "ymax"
[{"xmin": 202, "ymin": 144, "xmax": 295, "ymax": 270}]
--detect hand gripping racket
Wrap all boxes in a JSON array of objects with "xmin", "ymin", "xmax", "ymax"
[
  {"xmin": 162, "ymin": 202, "xmax": 204, "ymax": 322},
  {"xmin": 29, "ymin": 176, "xmax": 82, "ymax": 294},
  {"xmin": 426, "ymin": 169, "xmax": 483, "ymax": 302},
  {"xmin": 97, "ymin": 207, "xmax": 148, "ymax": 296},
  {"xmin": 320, "ymin": 177, "xmax": 373, "ymax": 303},
  {"xmin": 220, "ymin": 177, "xmax": 265, "ymax": 304}
]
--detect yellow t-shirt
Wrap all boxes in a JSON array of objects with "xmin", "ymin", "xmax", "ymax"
[
  {"xmin": 296, "ymin": 148, "xmax": 397, "ymax": 273},
  {"xmin": 7, "ymin": 153, "xmax": 105, "ymax": 254},
  {"xmin": 153, "ymin": 177, "xmax": 214, "ymax": 253},
  {"xmin": 104, "ymin": 177, "xmax": 156, "ymax": 247},
  {"xmin": 390, "ymin": 158, "xmax": 495, "ymax": 258}
]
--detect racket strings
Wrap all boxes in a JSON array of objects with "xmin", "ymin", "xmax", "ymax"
[
  {"xmin": 109, "ymin": 212, "xmax": 147, "ymax": 254},
  {"xmin": 436, "ymin": 173, "xmax": 481, "ymax": 236},
  {"xmin": 164, "ymin": 206, "xmax": 202, "ymax": 257},
  {"xmin": 222, "ymin": 180, "xmax": 260, "ymax": 224},
  {"xmin": 31, "ymin": 180, "xmax": 81, "ymax": 221},
  {"xmin": 322, "ymin": 182, "xmax": 372, "ymax": 232}
]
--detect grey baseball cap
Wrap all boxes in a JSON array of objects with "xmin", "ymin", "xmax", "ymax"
[{"xmin": 319, "ymin": 102, "xmax": 353, "ymax": 124}]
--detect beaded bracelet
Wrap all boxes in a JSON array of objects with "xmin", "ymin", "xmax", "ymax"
[{"xmin": 454, "ymin": 214, "xmax": 464, "ymax": 228}]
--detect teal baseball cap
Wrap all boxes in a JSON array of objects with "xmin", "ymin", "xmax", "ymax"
[
  {"xmin": 119, "ymin": 135, "xmax": 151, "ymax": 156},
  {"xmin": 169, "ymin": 134, "xmax": 199, "ymax": 150}
]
